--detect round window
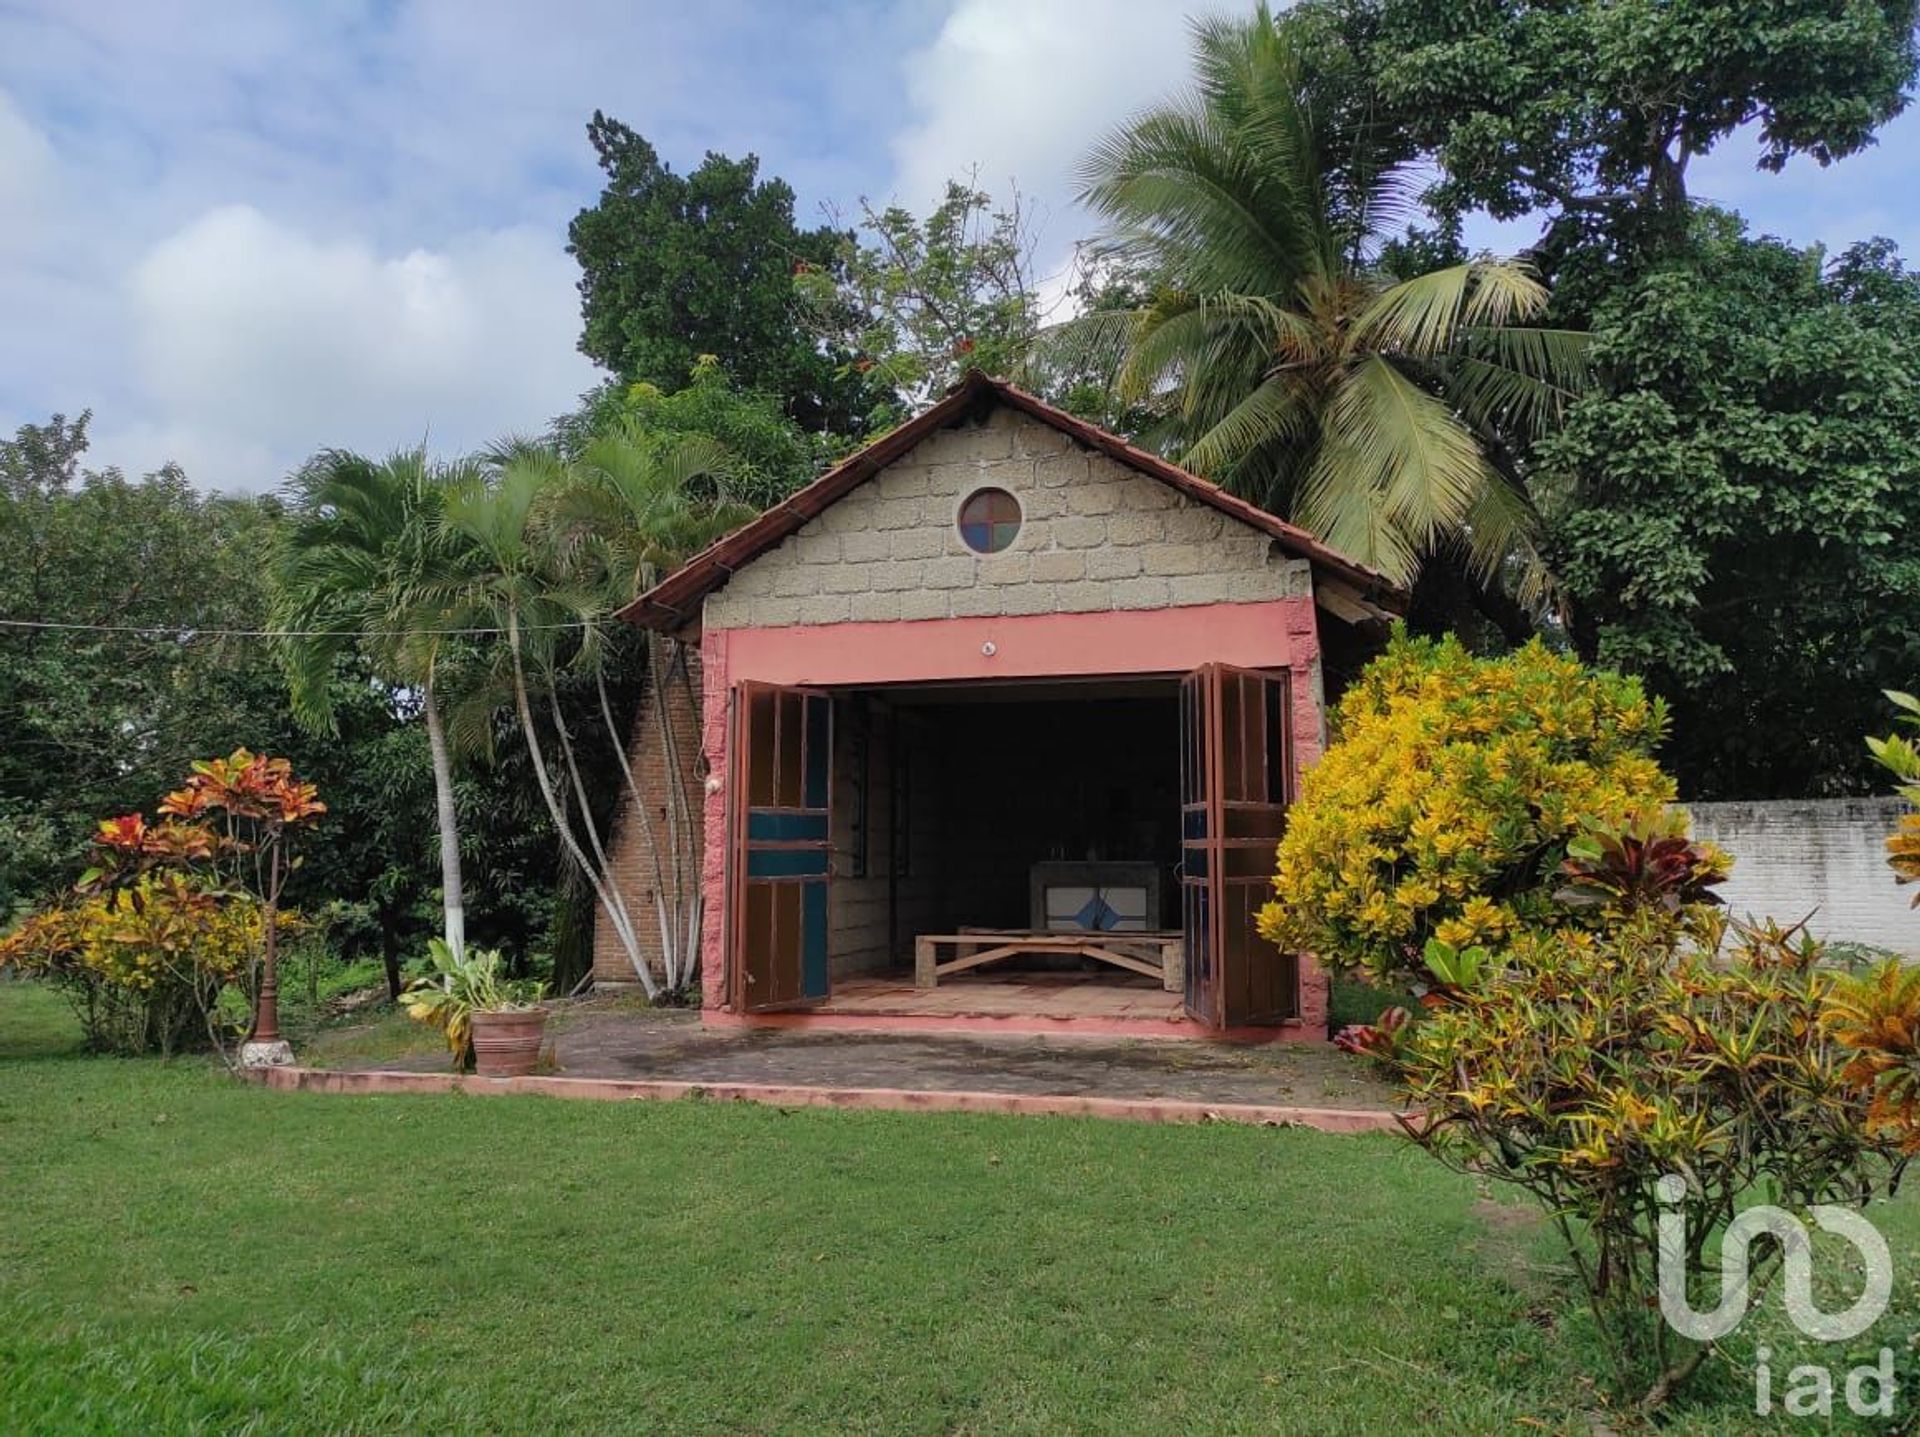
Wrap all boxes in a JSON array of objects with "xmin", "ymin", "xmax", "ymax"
[{"xmin": 957, "ymin": 487, "xmax": 1022, "ymax": 554}]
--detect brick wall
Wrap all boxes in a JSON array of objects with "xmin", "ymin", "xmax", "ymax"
[
  {"xmin": 590, "ymin": 646, "xmax": 706, "ymax": 990},
  {"xmin": 702, "ymin": 405, "xmax": 1312, "ymax": 630}
]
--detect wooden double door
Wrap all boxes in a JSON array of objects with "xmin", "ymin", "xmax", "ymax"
[{"xmin": 728, "ymin": 664, "xmax": 1298, "ymax": 1028}]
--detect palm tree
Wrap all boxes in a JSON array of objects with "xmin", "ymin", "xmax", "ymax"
[
  {"xmin": 1067, "ymin": 7, "xmax": 1587, "ymax": 594},
  {"xmin": 441, "ymin": 427, "xmax": 746, "ymax": 998},
  {"xmin": 549, "ymin": 424, "xmax": 750, "ymax": 993},
  {"xmin": 274, "ymin": 450, "xmax": 480, "ymax": 971}
]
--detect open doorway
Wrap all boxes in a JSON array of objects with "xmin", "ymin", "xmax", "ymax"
[
  {"xmin": 727, "ymin": 667, "xmax": 1300, "ymax": 1030},
  {"xmin": 829, "ymin": 680, "xmax": 1182, "ymax": 1018}
]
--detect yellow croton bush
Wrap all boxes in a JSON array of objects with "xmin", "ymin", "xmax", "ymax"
[{"xmin": 1260, "ymin": 631, "xmax": 1695, "ymax": 984}]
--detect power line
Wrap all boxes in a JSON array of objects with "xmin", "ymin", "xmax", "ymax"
[{"xmin": 0, "ymin": 617, "xmax": 598, "ymax": 640}]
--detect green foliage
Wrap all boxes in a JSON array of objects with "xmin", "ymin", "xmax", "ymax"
[
  {"xmin": 1397, "ymin": 910, "xmax": 1889, "ymax": 1408},
  {"xmin": 566, "ymin": 113, "xmax": 879, "ymax": 434},
  {"xmin": 1066, "ymin": 6, "xmax": 1587, "ymax": 594},
  {"xmin": 0, "ymin": 415, "xmax": 415, "ymax": 919},
  {"xmin": 1306, "ymin": 0, "xmax": 1918, "ymax": 246},
  {"xmin": 551, "ymin": 358, "xmax": 836, "ymax": 510},
  {"xmin": 1261, "ymin": 631, "xmax": 1677, "ymax": 985},
  {"xmin": 1539, "ymin": 217, "xmax": 1920, "ymax": 796},
  {"xmin": 399, "ymin": 939, "xmax": 544, "ymax": 1068},
  {"xmin": 796, "ymin": 179, "xmax": 1041, "ymax": 416}
]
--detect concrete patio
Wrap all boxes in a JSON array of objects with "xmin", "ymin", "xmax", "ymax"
[{"xmin": 295, "ymin": 997, "xmax": 1404, "ymax": 1130}]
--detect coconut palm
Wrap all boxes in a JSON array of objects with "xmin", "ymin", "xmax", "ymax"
[
  {"xmin": 274, "ymin": 449, "xmax": 481, "ymax": 966},
  {"xmin": 1068, "ymin": 7, "xmax": 1587, "ymax": 594},
  {"xmin": 440, "ymin": 427, "xmax": 746, "ymax": 998}
]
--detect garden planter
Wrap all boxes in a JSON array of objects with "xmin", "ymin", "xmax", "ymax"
[{"xmin": 470, "ymin": 1007, "xmax": 548, "ymax": 1078}]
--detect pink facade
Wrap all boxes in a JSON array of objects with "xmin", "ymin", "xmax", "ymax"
[{"xmin": 696, "ymin": 602, "xmax": 1332, "ymax": 1037}]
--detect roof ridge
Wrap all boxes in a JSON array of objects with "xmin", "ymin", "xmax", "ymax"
[{"xmin": 617, "ymin": 371, "xmax": 1402, "ymax": 631}]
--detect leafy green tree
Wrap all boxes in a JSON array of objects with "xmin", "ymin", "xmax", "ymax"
[
  {"xmin": 274, "ymin": 451, "xmax": 483, "ymax": 959},
  {"xmin": 796, "ymin": 178, "xmax": 1042, "ymax": 417},
  {"xmin": 1067, "ymin": 8, "xmax": 1586, "ymax": 593},
  {"xmin": 0, "ymin": 418, "xmax": 443, "ymax": 982},
  {"xmin": 1538, "ymin": 216, "xmax": 1920, "ymax": 797},
  {"xmin": 567, "ymin": 113, "xmax": 879, "ymax": 434},
  {"xmin": 1290, "ymin": 0, "xmax": 1917, "ymax": 265},
  {"xmin": 552, "ymin": 357, "xmax": 836, "ymax": 510},
  {"xmin": 0, "ymin": 417, "xmax": 283, "ymax": 907}
]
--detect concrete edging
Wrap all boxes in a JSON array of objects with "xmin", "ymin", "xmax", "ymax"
[{"xmin": 248, "ymin": 1064, "xmax": 1406, "ymax": 1133}]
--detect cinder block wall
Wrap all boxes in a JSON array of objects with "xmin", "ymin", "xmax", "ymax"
[
  {"xmin": 591, "ymin": 648, "xmax": 706, "ymax": 990},
  {"xmin": 1690, "ymin": 798, "xmax": 1917, "ymax": 956},
  {"xmin": 829, "ymin": 694, "xmax": 893, "ymax": 977},
  {"xmin": 701, "ymin": 406, "xmax": 1312, "ymax": 630}
]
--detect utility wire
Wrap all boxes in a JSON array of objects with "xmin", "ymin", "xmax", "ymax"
[{"xmin": 0, "ymin": 617, "xmax": 599, "ymax": 639}]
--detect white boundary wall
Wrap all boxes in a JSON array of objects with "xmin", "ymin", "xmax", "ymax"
[{"xmin": 1689, "ymin": 798, "xmax": 1916, "ymax": 956}]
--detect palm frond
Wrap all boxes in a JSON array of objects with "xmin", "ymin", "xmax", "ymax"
[
  {"xmin": 1455, "ymin": 474, "xmax": 1556, "ymax": 611},
  {"xmin": 1294, "ymin": 357, "xmax": 1502, "ymax": 583},
  {"xmin": 1351, "ymin": 261, "xmax": 1550, "ymax": 361},
  {"xmin": 1184, "ymin": 372, "xmax": 1315, "ymax": 479}
]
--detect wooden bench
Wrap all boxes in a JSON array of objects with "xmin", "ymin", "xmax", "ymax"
[{"xmin": 914, "ymin": 929, "xmax": 1184, "ymax": 993}]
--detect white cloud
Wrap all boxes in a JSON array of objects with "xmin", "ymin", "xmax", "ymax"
[
  {"xmin": 889, "ymin": 0, "xmax": 1207, "ymax": 252},
  {"xmin": 0, "ymin": 88, "xmax": 53, "ymax": 251},
  {"xmin": 111, "ymin": 206, "xmax": 595, "ymax": 490}
]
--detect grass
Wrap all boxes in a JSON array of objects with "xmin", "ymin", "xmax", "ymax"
[{"xmin": 4, "ymin": 982, "xmax": 1919, "ymax": 1433}]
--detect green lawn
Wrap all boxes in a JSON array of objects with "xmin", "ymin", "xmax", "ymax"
[{"xmin": 4, "ymin": 981, "xmax": 1918, "ymax": 1434}]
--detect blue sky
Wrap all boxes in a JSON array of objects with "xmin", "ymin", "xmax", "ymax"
[{"xmin": 3, "ymin": 1, "xmax": 1917, "ymax": 491}]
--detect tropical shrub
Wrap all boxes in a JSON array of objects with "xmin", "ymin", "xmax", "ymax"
[
  {"xmin": 0, "ymin": 873, "xmax": 269, "ymax": 1055},
  {"xmin": 1395, "ymin": 908, "xmax": 1891, "ymax": 1410},
  {"xmin": 1259, "ymin": 632, "xmax": 1681, "ymax": 986},
  {"xmin": 401, "ymin": 940, "xmax": 546, "ymax": 1070},
  {"xmin": 0, "ymin": 750, "xmax": 323, "ymax": 1057},
  {"xmin": 1866, "ymin": 689, "xmax": 1920, "ymax": 904}
]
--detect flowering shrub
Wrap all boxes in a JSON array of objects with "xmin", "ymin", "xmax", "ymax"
[
  {"xmin": 0, "ymin": 873, "xmax": 269, "ymax": 1055},
  {"xmin": 1395, "ymin": 912, "xmax": 1890, "ymax": 1409},
  {"xmin": 1259, "ymin": 632, "xmax": 1681, "ymax": 985},
  {"xmin": 0, "ymin": 749, "xmax": 322, "ymax": 1057}
]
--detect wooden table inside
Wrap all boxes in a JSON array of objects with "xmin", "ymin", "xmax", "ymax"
[{"xmin": 914, "ymin": 929, "xmax": 1184, "ymax": 992}]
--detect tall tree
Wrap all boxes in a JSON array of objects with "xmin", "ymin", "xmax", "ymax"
[
  {"xmin": 0, "ymin": 417, "xmax": 285, "ymax": 907},
  {"xmin": 1067, "ymin": 7, "xmax": 1587, "ymax": 594},
  {"xmin": 0, "ymin": 417, "xmax": 436, "ymax": 972},
  {"xmin": 274, "ymin": 451, "xmax": 480, "ymax": 960},
  {"xmin": 551, "ymin": 356, "xmax": 836, "ymax": 510},
  {"xmin": 796, "ymin": 178, "xmax": 1043, "ymax": 417},
  {"xmin": 1289, "ymin": 0, "xmax": 1919, "ymax": 274},
  {"xmin": 1538, "ymin": 216, "xmax": 1920, "ymax": 797},
  {"xmin": 567, "ymin": 113, "xmax": 880, "ymax": 434}
]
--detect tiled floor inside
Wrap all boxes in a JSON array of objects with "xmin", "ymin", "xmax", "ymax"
[{"xmin": 816, "ymin": 972, "xmax": 1186, "ymax": 1021}]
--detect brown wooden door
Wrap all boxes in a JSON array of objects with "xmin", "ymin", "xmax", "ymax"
[
  {"xmin": 729, "ymin": 682, "xmax": 833, "ymax": 1013},
  {"xmin": 1179, "ymin": 664, "xmax": 1298, "ymax": 1029}
]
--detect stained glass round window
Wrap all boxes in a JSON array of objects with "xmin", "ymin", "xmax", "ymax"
[{"xmin": 957, "ymin": 487, "xmax": 1022, "ymax": 554}]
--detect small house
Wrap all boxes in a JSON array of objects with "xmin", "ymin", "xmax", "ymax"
[{"xmin": 600, "ymin": 373, "xmax": 1402, "ymax": 1038}]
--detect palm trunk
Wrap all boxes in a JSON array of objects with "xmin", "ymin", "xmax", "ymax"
[
  {"xmin": 421, "ymin": 677, "xmax": 466, "ymax": 959},
  {"xmin": 506, "ymin": 613, "xmax": 659, "ymax": 999}
]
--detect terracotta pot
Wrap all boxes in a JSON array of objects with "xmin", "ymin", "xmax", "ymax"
[{"xmin": 470, "ymin": 1007, "xmax": 548, "ymax": 1078}]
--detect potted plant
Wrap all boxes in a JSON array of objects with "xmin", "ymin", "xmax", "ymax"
[{"xmin": 400, "ymin": 941, "xmax": 549, "ymax": 1077}]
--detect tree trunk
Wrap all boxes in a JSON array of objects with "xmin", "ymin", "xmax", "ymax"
[
  {"xmin": 421, "ymin": 678, "xmax": 466, "ymax": 959},
  {"xmin": 506, "ymin": 613, "xmax": 659, "ymax": 1000},
  {"xmin": 378, "ymin": 909, "xmax": 403, "ymax": 1001}
]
